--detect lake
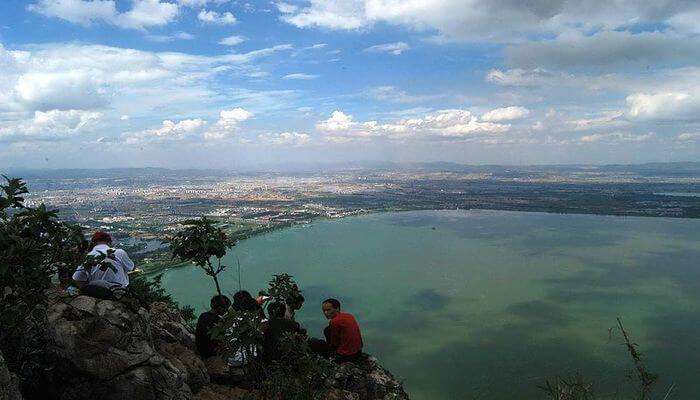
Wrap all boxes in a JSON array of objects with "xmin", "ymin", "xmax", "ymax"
[{"xmin": 160, "ymin": 210, "xmax": 700, "ymax": 399}]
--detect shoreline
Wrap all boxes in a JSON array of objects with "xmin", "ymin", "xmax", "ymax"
[{"xmin": 137, "ymin": 205, "xmax": 700, "ymax": 277}]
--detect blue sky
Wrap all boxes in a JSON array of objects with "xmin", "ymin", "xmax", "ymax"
[{"xmin": 0, "ymin": 0, "xmax": 699, "ymax": 169}]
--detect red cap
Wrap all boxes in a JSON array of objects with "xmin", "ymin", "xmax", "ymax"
[{"xmin": 91, "ymin": 231, "xmax": 112, "ymax": 243}]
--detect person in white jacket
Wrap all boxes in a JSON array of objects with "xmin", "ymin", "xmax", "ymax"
[{"xmin": 72, "ymin": 231, "xmax": 135, "ymax": 291}]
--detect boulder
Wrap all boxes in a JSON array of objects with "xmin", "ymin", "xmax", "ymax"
[
  {"xmin": 149, "ymin": 302, "xmax": 195, "ymax": 349},
  {"xmin": 0, "ymin": 351, "xmax": 23, "ymax": 400},
  {"xmin": 45, "ymin": 295, "xmax": 195, "ymax": 400},
  {"xmin": 333, "ymin": 356, "xmax": 409, "ymax": 400}
]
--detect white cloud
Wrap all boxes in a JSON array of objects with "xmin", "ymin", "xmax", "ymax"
[
  {"xmin": 364, "ymin": 42, "xmax": 409, "ymax": 55},
  {"xmin": 278, "ymin": 1, "xmax": 700, "ymax": 42},
  {"xmin": 368, "ymin": 86, "xmax": 437, "ymax": 104},
  {"xmin": 28, "ymin": 0, "xmax": 180, "ymax": 30},
  {"xmin": 124, "ymin": 118, "xmax": 207, "ymax": 143},
  {"xmin": 258, "ymin": 131, "xmax": 311, "ymax": 146},
  {"xmin": 275, "ymin": 2, "xmax": 298, "ymax": 14},
  {"xmin": 568, "ymin": 111, "xmax": 625, "ymax": 131},
  {"xmin": 178, "ymin": 0, "xmax": 230, "ymax": 7},
  {"xmin": 626, "ymin": 92, "xmax": 699, "ymax": 121},
  {"xmin": 218, "ymin": 35, "xmax": 246, "ymax": 46},
  {"xmin": 316, "ymin": 108, "xmax": 510, "ymax": 141},
  {"xmin": 198, "ymin": 9, "xmax": 236, "ymax": 24},
  {"xmin": 204, "ymin": 107, "xmax": 252, "ymax": 140},
  {"xmin": 580, "ymin": 132, "xmax": 654, "ymax": 143},
  {"xmin": 317, "ymin": 111, "xmax": 355, "ymax": 132},
  {"xmin": 282, "ymin": 73, "xmax": 318, "ymax": 80},
  {"xmin": 486, "ymin": 68, "xmax": 559, "ymax": 87},
  {"xmin": 0, "ymin": 109, "xmax": 102, "ymax": 142},
  {"xmin": 0, "ymin": 42, "xmax": 297, "ymax": 146},
  {"xmin": 14, "ymin": 70, "xmax": 108, "ymax": 111},
  {"xmin": 481, "ymin": 106, "xmax": 530, "ymax": 122},
  {"xmin": 678, "ymin": 132, "xmax": 700, "ymax": 141},
  {"xmin": 146, "ymin": 31, "xmax": 195, "ymax": 42},
  {"xmin": 279, "ymin": 0, "xmax": 365, "ymax": 30}
]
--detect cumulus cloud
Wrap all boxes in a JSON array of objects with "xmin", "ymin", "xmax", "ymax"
[
  {"xmin": 178, "ymin": 0, "xmax": 230, "ymax": 7},
  {"xmin": 124, "ymin": 107, "xmax": 253, "ymax": 143},
  {"xmin": 277, "ymin": 1, "xmax": 700, "ymax": 42},
  {"xmin": 198, "ymin": 9, "xmax": 236, "ymax": 24},
  {"xmin": 124, "ymin": 118, "xmax": 207, "ymax": 144},
  {"xmin": 580, "ymin": 132, "xmax": 654, "ymax": 143},
  {"xmin": 626, "ymin": 92, "xmax": 700, "ymax": 121},
  {"xmin": 677, "ymin": 132, "xmax": 700, "ymax": 141},
  {"xmin": 316, "ymin": 108, "xmax": 510, "ymax": 142},
  {"xmin": 364, "ymin": 42, "xmax": 409, "ymax": 55},
  {"xmin": 486, "ymin": 68, "xmax": 562, "ymax": 87},
  {"xmin": 14, "ymin": 70, "xmax": 108, "ymax": 111},
  {"xmin": 218, "ymin": 35, "xmax": 246, "ymax": 46},
  {"xmin": 481, "ymin": 106, "xmax": 530, "ymax": 122},
  {"xmin": 258, "ymin": 131, "xmax": 311, "ymax": 146},
  {"xmin": 146, "ymin": 31, "xmax": 194, "ymax": 42},
  {"xmin": 0, "ymin": 109, "xmax": 102, "ymax": 142},
  {"xmin": 282, "ymin": 73, "xmax": 318, "ymax": 80},
  {"xmin": 28, "ymin": 0, "xmax": 180, "ymax": 30},
  {"xmin": 506, "ymin": 30, "xmax": 700, "ymax": 70},
  {"xmin": 204, "ymin": 108, "xmax": 252, "ymax": 140}
]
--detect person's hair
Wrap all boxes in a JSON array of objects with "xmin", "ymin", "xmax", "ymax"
[
  {"xmin": 210, "ymin": 295, "xmax": 231, "ymax": 310},
  {"xmin": 232, "ymin": 290, "xmax": 258, "ymax": 312},
  {"xmin": 322, "ymin": 298, "xmax": 341, "ymax": 310},
  {"xmin": 286, "ymin": 292, "xmax": 305, "ymax": 307},
  {"xmin": 267, "ymin": 302, "xmax": 286, "ymax": 319}
]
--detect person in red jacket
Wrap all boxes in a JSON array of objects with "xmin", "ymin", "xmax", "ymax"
[{"xmin": 320, "ymin": 298, "xmax": 364, "ymax": 363}]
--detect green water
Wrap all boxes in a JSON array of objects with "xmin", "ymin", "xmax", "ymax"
[{"xmin": 160, "ymin": 210, "xmax": 700, "ymax": 399}]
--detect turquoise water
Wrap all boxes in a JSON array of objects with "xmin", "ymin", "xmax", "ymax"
[{"xmin": 160, "ymin": 210, "xmax": 700, "ymax": 399}]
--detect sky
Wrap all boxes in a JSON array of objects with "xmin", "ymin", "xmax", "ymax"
[{"xmin": 0, "ymin": 0, "xmax": 699, "ymax": 169}]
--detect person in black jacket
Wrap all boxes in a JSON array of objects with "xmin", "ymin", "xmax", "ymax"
[
  {"xmin": 195, "ymin": 295, "xmax": 231, "ymax": 359},
  {"xmin": 262, "ymin": 302, "xmax": 306, "ymax": 361}
]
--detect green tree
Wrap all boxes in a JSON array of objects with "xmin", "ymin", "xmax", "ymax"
[
  {"xmin": 0, "ymin": 176, "xmax": 86, "ymax": 394},
  {"xmin": 262, "ymin": 273, "xmax": 301, "ymax": 302},
  {"xmin": 168, "ymin": 217, "xmax": 236, "ymax": 296}
]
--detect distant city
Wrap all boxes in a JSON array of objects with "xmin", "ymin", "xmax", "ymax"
[{"xmin": 10, "ymin": 162, "xmax": 700, "ymax": 274}]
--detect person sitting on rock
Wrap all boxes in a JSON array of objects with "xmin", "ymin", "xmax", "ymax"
[
  {"xmin": 195, "ymin": 295, "xmax": 232, "ymax": 359},
  {"xmin": 310, "ymin": 298, "xmax": 364, "ymax": 363},
  {"xmin": 72, "ymin": 231, "xmax": 135, "ymax": 299},
  {"xmin": 262, "ymin": 302, "xmax": 307, "ymax": 362}
]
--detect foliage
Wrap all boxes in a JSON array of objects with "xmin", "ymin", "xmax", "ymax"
[
  {"xmin": 255, "ymin": 334, "xmax": 336, "ymax": 400},
  {"xmin": 168, "ymin": 217, "xmax": 236, "ymax": 296},
  {"xmin": 541, "ymin": 318, "xmax": 660, "ymax": 400},
  {"xmin": 540, "ymin": 374, "xmax": 595, "ymax": 400},
  {"xmin": 262, "ymin": 273, "xmax": 301, "ymax": 303},
  {"xmin": 617, "ymin": 318, "xmax": 658, "ymax": 400},
  {"xmin": 212, "ymin": 307, "xmax": 264, "ymax": 365},
  {"xmin": 0, "ymin": 176, "xmax": 86, "ymax": 396}
]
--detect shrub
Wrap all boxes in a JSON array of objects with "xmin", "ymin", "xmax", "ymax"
[
  {"xmin": 168, "ymin": 217, "xmax": 236, "ymax": 296},
  {"xmin": 0, "ymin": 176, "xmax": 86, "ymax": 396}
]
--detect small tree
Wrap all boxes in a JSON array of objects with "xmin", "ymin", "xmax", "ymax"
[
  {"xmin": 262, "ymin": 273, "xmax": 301, "ymax": 302},
  {"xmin": 168, "ymin": 217, "xmax": 235, "ymax": 296}
]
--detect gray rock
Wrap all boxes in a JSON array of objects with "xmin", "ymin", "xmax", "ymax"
[
  {"xmin": 0, "ymin": 351, "xmax": 23, "ymax": 400},
  {"xmin": 45, "ymin": 295, "xmax": 196, "ymax": 400}
]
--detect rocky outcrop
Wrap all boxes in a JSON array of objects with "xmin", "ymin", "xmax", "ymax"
[
  {"xmin": 45, "ymin": 295, "xmax": 195, "ymax": 400},
  {"xmin": 332, "ymin": 356, "xmax": 409, "ymax": 400},
  {"xmin": 0, "ymin": 351, "xmax": 23, "ymax": 400},
  {"xmin": 39, "ymin": 294, "xmax": 408, "ymax": 400}
]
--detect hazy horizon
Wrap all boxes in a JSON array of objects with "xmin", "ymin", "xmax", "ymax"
[{"xmin": 1, "ymin": 1, "xmax": 699, "ymax": 169}]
